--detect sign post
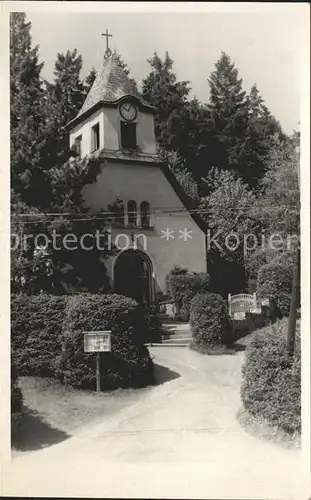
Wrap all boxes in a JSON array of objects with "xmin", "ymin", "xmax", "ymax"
[{"xmin": 83, "ymin": 331, "xmax": 112, "ymax": 392}]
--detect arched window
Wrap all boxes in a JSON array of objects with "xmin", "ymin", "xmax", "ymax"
[
  {"xmin": 140, "ymin": 201, "xmax": 150, "ymax": 228},
  {"xmin": 127, "ymin": 200, "xmax": 137, "ymax": 226}
]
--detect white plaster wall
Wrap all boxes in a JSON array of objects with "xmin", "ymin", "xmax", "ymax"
[
  {"xmin": 138, "ymin": 113, "xmax": 157, "ymax": 154},
  {"xmin": 103, "ymin": 107, "xmax": 119, "ymax": 150},
  {"xmin": 70, "ymin": 105, "xmax": 157, "ymax": 156},
  {"xmin": 82, "ymin": 162, "xmax": 207, "ymax": 293},
  {"xmin": 69, "ymin": 109, "xmax": 104, "ymax": 156}
]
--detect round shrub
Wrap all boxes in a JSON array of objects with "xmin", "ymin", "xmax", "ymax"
[
  {"xmin": 138, "ymin": 304, "xmax": 162, "ymax": 343},
  {"xmin": 241, "ymin": 321, "xmax": 301, "ymax": 434},
  {"xmin": 11, "ymin": 294, "xmax": 67, "ymax": 377},
  {"xmin": 167, "ymin": 267, "xmax": 210, "ymax": 320},
  {"xmin": 59, "ymin": 294, "xmax": 154, "ymax": 390},
  {"xmin": 190, "ymin": 292, "xmax": 232, "ymax": 347},
  {"xmin": 257, "ymin": 262, "xmax": 293, "ymax": 316}
]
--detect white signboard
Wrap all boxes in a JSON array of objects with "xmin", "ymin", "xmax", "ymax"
[
  {"xmin": 233, "ymin": 311, "xmax": 246, "ymax": 320},
  {"xmin": 84, "ymin": 331, "xmax": 111, "ymax": 353},
  {"xmin": 261, "ymin": 298, "xmax": 270, "ymax": 306}
]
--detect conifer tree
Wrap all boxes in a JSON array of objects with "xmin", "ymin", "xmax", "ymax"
[
  {"xmin": 112, "ymin": 49, "xmax": 137, "ymax": 90},
  {"xmin": 142, "ymin": 52, "xmax": 190, "ymax": 147},
  {"xmin": 166, "ymin": 97, "xmax": 214, "ymax": 186},
  {"xmin": 242, "ymin": 83, "xmax": 286, "ymax": 186},
  {"xmin": 43, "ymin": 49, "xmax": 86, "ymax": 173},
  {"xmin": 207, "ymin": 52, "xmax": 288, "ymax": 188},
  {"xmin": 10, "ymin": 12, "xmax": 50, "ymax": 207},
  {"xmin": 83, "ymin": 66, "xmax": 97, "ymax": 94},
  {"xmin": 207, "ymin": 52, "xmax": 250, "ymax": 179}
]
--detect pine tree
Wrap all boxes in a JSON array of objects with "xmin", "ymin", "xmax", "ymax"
[
  {"xmin": 207, "ymin": 52, "xmax": 250, "ymax": 179},
  {"xmin": 83, "ymin": 66, "xmax": 97, "ymax": 94},
  {"xmin": 43, "ymin": 49, "xmax": 86, "ymax": 173},
  {"xmin": 112, "ymin": 49, "xmax": 137, "ymax": 91},
  {"xmin": 142, "ymin": 52, "xmax": 190, "ymax": 147},
  {"xmin": 241, "ymin": 83, "xmax": 287, "ymax": 186},
  {"xmin": 206, "ymin": 52, "xmax": 287, "ymax": 188},
  {"xmin": 166, "ymin": 97, "xmax": 214, "ymax": 186},
  {"xmin": 10, "ymin": 12, "xmax": 50, "ymax": 207}
]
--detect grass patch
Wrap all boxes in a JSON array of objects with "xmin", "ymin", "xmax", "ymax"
[
  {"xmin": 237, "ymin": 407, "xmax": 301, "ymax": 449},
  {"xmin": 13, "ymin": 362, "xmax": 181, "ymax": 453},
  {"xmin": 16, "ymin": 376, "xmax": 151, "ymax": 441}
]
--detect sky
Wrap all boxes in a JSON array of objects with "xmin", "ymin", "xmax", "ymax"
[{"xmin": 25, "ymin": 6, "xmax": 306, "ymax": 134}]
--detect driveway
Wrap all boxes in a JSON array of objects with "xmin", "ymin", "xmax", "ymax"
[{"xmin": 4, "ymin": 347, "xmax": 306, "ymax": 499}]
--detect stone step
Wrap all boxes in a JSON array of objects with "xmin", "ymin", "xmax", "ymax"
[
  {"xmin": 161, "ymin": 331, "xmax": 192, "ymax": 339},
  {"xmin": 161, "ymin": 323, "xmax": 191, "ymax": 330},
  {"xmin": 150, "ymin": 342, "xmax": 190, "ymax": 347},
  {"xmin": 162, "ymin": 337, "xmax": 192, "ymax": 344}
]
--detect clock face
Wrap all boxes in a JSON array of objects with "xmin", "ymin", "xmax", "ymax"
[{"xmin": 119, "ymin": 102, "xmax": 138, "ymax": 122}]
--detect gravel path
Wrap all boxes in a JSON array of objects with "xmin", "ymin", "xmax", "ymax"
[{"xmin": 4, "ymin": 347, "xmax": 306, "ymax": 499}]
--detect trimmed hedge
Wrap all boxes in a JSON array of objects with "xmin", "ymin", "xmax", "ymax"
[
  {"xmin": 11, "ymin": 294, "xmax": 67, "ymax": 377},
  {"xmin": 257, "ymin": 262, "xmax": 293, "ymax": 316},
  {"xmin": 167, "ymin": 267, "xmax": 210, "ymax": 320},
  {"xmin": 11, "ymin": 358, "xmax": 23, "ymax": 447},
  {"xmin": 58, "ymin": 294, "xmax": 154, "ymax": 390},
  {"xmin": 139, "ymin": 304, "xmax": 162, "ymax": 343},
  {"xmin": 190, "ymin": 292, "xmax": 232, "ymax": 347},
  {"xmin": 11, "ymin": 293, "xmax": 155, "ymax": 391},
  {"xmin": 241, "ymin": 320, "xmax": 301, "ymax": 434}
]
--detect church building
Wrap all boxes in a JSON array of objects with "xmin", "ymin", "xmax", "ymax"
[{"xmin": 66, "ymin": 49, "xmax": 207, "ymax": 304}]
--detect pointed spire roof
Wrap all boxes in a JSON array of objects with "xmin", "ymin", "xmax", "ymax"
[{"xmin": 76, "ymin": 52, "xmax": 155, "ymax": 120}]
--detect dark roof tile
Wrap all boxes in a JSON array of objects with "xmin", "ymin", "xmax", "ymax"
[{"xmin": 77, "ymin": 53, "xmax": 153, "ymax": 118}]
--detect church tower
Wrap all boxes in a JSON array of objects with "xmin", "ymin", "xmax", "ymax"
[
  {"xmin": 67, "ymin": 51, "xmax": 160, "ymax": 165},
  {"xmin": 66, "ymin": 47, "xmax": 207, "ymax": 304}
]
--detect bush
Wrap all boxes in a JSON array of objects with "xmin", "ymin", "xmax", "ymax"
[
  {"xmin": 257, "ymin": 262, "xmax": 293, "ymax": 316},
  {"xmin": 167, "ymin": 267, "xmax": 210, "ymax": 320},
  {"xmin": 232, "ymin": 311, "xmax": 271, "ymax": 342},
  {"xmin": 190, "ymin": 292, "xmax": 232, "ymax": 347},
  {"xmin": 11, "ymin": 294, "xmax": 67, "ymax": 377},
  {"xmin": 11, "ymin": 359, "xmax": 23, "ymax": 448},
  {"xmin": 139, "ymin": 304, "xmax": 162, "ymax": 343},
  {"xmin": 59, "ymin": 294, "xmax": 154, "ymax": 390},
  {"xmin": 241, "ymin": 320, "xmax": 301, "ymax": 434}
]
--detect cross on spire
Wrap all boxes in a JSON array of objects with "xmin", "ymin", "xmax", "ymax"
[{"xmin": 101, "ymin": 29, "xmax": 113, "ymax": 60}]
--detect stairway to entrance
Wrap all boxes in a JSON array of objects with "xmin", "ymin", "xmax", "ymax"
[{"xmin": 152, "ymin": 316, "xmax": 192, "ymax": 347}]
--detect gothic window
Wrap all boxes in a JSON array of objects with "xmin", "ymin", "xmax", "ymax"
[
  {"xmin": 140, "ymin": 201, "xmax": 150, "ymax": 228},
  {"xmin": 127, "ymin": 200, "xmax": 137, "ymax": 226},
  {"xmin": 121, "ymin": 121, "xmax": 137, "ymax": 150},
  {"xmin": 74, "ymin": 135, "xmax": 82, "ymax": 160},
  {"xmin": 91, "ymin": 123, "xmax": 100, "ymax": 152}
]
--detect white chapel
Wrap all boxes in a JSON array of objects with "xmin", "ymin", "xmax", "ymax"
[{"xmin": 66, "ymin": 49, "xmax": 207, "ymax": 304}]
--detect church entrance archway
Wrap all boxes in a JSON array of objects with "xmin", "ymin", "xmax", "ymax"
[{"xmin": 113, "ymin": 249, "xmax": 153, "ymax": 304}]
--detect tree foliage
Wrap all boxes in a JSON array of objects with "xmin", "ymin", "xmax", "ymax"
[
  {"xmin": 10, "ymin": 13, "xmax": 50, "ymax": 207},
  {"xmin": 142, "ymin": 52, "xmax": 190, "ymax": 147},
  {"xmin": 255, "ymin": 133, "xmax": 300, "ymax": 236},
  {"xmin": 43, "ymin": 49, "xmax": 86, "ymax": 173},
  {"xmin": 10, "ymin": 14, "xmax": 114, "ymax": 295},
  {"xmin": 200, "ymin": 168, "xmax": 258, "ymax": 261},
  {"xmin": 10, "ymin": 15, "xmax": 297, "ymax": 303},
  {"xmin": 190, "ymin": 292, "xmax": 232, "ymax": 346}
]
